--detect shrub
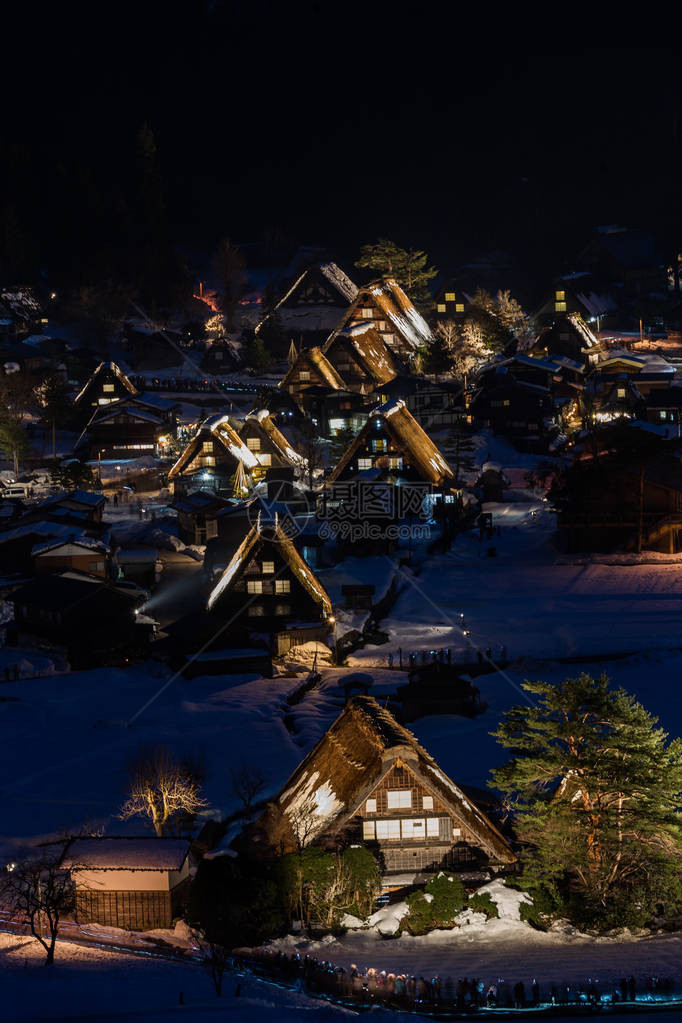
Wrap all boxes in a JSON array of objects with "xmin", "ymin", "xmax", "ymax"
[
  {"xmin": 404, "ymin": 873, "xmax": 468, "ymax": 935},
  {"xmin": 468, "ymin": 891, "xmax": 499, "ymax": 919}
]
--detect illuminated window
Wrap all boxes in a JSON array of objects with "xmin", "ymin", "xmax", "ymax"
[
  {"xmin": 387, "ymin": 789, "xmax": 412, "ymax": 809},
  {"xmin": 274, "ymin": 603, "xmax": 291, "ymax": 615},
  {"xmin": 362, "ymin": 821, "xmax": 375, "ymax": 839},
  {"xmin": 388, "ymin": 456, "xmax": 403, "ymax": 470},
  {"xmin": 437, "ymin": 303, "xmax": 446, "ymax": 313},
  {"xmin": 262, "ymin": 561, "xmax": 274, "ymax": 574},
  {"xmin": 422, "ymin": 796, "xmax": 433, "ymax": 810},
  {"xmin": 361, "ymin": 307, "xmax": 373, "ymax": 318},
  {"xmin": 275, "ymin": 579, "xmax": 290, "ymax": 594},
  {"xmin": 246, "ymin": 437, "xmax": 260, "ymax": 450},
  {"xmin": 455, "ymin": 303, "xmax": 465, "ymax": 312},
  {"xmin": 202, "ymin": 456, "xmax": 215, "ymax": 467},
  {"xmin": 358, "ymin": 457, "xmax": 372, "ymax": 471},
  {"xmin": 202, "ymin": 441, "xmax": 213, "ymax": 453},
  {"xmin": 299, "ymin": 370, "xmax": 310, "ymax": 381},
  {"xmin": 98, "ymin": 397, "xmax": 112, "ymax": 404},
  {"xmin": 103, "ymin": 383, "xmax": 115, "ymax": 393},
  {"xmin": 375, "ymin": 820, "xmax": 401, "ymax": 839},
  {"xmin": 555, "ymin": 290, "xmax": 566, "ymax": 301},
  {"xmin": 247, "ymin": 605, "xmax": 265, "ymax": 616},
  {"xmin": 401, "ymin": 818, "xmax": 425, "ymax": 838},
  {"xmin": 427, "ymin": 818, "xmax": 440, "ymax": 837},
  {"xmin": 555, "ymin": 302, "xmax": 567, "ymax": 312},
  {"xmin": 259, "ymin": 453, "xmax": 271, "ymax": 466},
  {"xmin": 246, "ymin": 580, "xmax": 263, "ymax": 594},
  {"xmin": 372, "ymin": 438, "xmax": 386, "ymax": 452},
  {"xmin": 445, "ymin": 292, "xmax": 455, "ymax": 302},
  {"xmin": 617, "ymin": 388, "xmax": 626, "ymax": 398},
  {"xmin": 365, "ymin": 798, "xmax": 377, "ymax": 813}
]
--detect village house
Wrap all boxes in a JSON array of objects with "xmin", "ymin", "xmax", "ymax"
[
  {"xmin": 531, "ymin": 313, "xmax": 603, "ymax": 367},
  {"xmin": 322, "ymin": 323, "xmax": 400, "ymax": 395},
  {"xmin": 205, "ymin": 516, "xmax": 332, "ymax": 657},
  {"xmin": 32, "ymin": 534, "xmax": 112, "ymax": 579},
  {"xmin": 374, "ymin": 375, "xmax": 465, "ymax": 428},
  {"xmin": 249, "ymin": 696, "xmax": 516, "ymax": 877},
  {"xmin": 433, "ymin": 279, "xmax": 468, "ymax": 318},
  {"xmin": 173, "ymin": 489, "xmax": 231, "ymax": 545},
  {"xmin": 297, "ymin": 386, "xmax": 370, "ymax": 438},
  {"xmin": 73, "ymin": 361, "xmax": 139, "ymax": 425},
  {"xmin": 279, "ymin": 346, "xmax": 346, "ymax": 403},
  {"xmin": 470, "ymin": 372, "xmax": 557, "ymax": 451},
  {"xmin": 255, "ymin": 262, "xmax": 358, "ymax": 350},
  {"xmin": 238, "ymin": 409, "xmax": 305, "ymax": 480},
  {"xmin": 75, "ymin": 392, "xmax": 178, "ymax": 460},
  {"xmin": 167, "ymin": 414, "xmax": 260, "ymax": 496},
  {"xmin": 534, "ymin": 272, "xmax": 618, "ymax": 329},
  {"xmin": 64, "ymin": 837, "xmax": 191, "ymax": 931},
  {"xmin": 328, "ymin": 277, "xmax": 433, "ymax": 363}
]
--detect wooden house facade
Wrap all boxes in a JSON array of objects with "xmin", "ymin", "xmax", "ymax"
[
  {"xmin": 167, "ymin": 414, "xmax": 260, "ymax": 495},
  {"xmin": 65, "ymin": 838, "xmax": 190, "ymax": 931},
  {"xmin": 252, "ymin": 696, "xmax": 515, "ymax": 877},
  {"xmin": 238, "ymin": 410, "xmax": 305, "ymax": 480},
  {"xmin": 280, "ymin": 346, "xmax": 345, "ymax": 403},
  {"xmin": 205, "ymin": 518, "xmax": 332, "ymax": 650},
  {"xmin": 32, "ymin": 536, "xmax": 111, "ymax": 579},
  {"xmin": 173, "ymin": 489, "xmax": 231, "ymax": 545},
  {"xmin": 76, "ymin": 393, "xmax": 178, "ymax": 459},
  {"xmin": 329, "ymin": 278, "xmax": 433, "ymax": 363},
  {"xmin": 256, "ymin": 262, "xmax": 358, "ymax": 348},
  {"xmin": 531, "ymin": 313, "xmax": 603, "ymax": 367},
  {"xmin": 73, "ymin": 361, "xmax": 138, "ymax": 424}
]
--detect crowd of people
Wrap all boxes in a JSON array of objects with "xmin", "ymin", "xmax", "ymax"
[
  {"xmin": 234, "ymin": 948, "xmax": 677, "ymax": 1013},
  {"xmin": 130, "ymin": 375, "xmax": 256, "ymax": 394}
]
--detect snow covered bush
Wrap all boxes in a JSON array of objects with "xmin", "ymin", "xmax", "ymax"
[
  {"xmin": 405, "ymin": 873, "xmax": 467, "ymax": 934},
  {"xmin": 468, "ymin": 891, "xmax": 499, "ymax": 919}
]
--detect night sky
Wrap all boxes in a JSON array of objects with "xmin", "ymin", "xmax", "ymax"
[{"xmin": 3, "ymin": 2, "xmax": 682, "ymax": 279}]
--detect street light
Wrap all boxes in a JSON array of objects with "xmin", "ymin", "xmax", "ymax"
[{"xmin": 329, "ymin": 615, "xmax": 338, "ymax": 665}]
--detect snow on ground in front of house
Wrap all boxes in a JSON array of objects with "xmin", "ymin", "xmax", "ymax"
[
  {"xmin": 346, "ymin": 491, "xmax": 682, "ymax": 666},
  {"xmin": 0, "ymin": 932, "xmax": 358, "ymax": 1023}
]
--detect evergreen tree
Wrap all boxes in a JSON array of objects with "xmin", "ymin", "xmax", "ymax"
[
  {"xmin": 449, "ymin": 422, "xmax": 477, "ymax": 483},
  {"xmin": 355, "ymin": 238, "xmax": 437, "ymax": 310},
  {"xmin": 37, "ymin": 374, "xmax": 73, "ymax": 460},
  {"xmin": 245, "ymin": 335, "xmax": 273, "ymax": 375},
  {"xmin": 491, "ymin": 673, "xmax": 682, "ymax": 928},
  {"xmin": 212, "ymin": 236, "xmax": 246, "ymax": 330}
]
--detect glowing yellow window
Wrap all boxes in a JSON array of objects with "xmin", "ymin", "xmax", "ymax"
[
  {"xmin": 246, "ymin": 437, "xmax": 261, "ymax": 451},
  {"xmin": 275, "ymin": 579, "xmax": 291, "ymax": 594},
  {"xmin": 555, "ymin": 301, "xmax": 567, "ymax": 312},
  {"xmin": 246, "ymin": 580, "xmax": 263, "ymax": 594},
  {"xmin": 202, "ymin": 441, "xmax": 213, "ymax": 453},
  {"xmin": 262, "ymin": 561, "xmax": 275, "ymax": 574},
  {"xmin": 437, "ymin": 303, "xmax": 446, "ymax": 313},
  {"xmin": 444, "ymin": 292, "xmax": 455, "ymax": 302},
  {"xmin": 555, "ymin": 290, "xmax": 566, "ymax": 301},
  {"xmin": 455, "ymin": 303, "xmax": 464, "ymax": 312}
]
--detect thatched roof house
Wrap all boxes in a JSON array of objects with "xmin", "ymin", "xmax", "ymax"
[
  {"xmin": 326, "ymin": 399, "xmax": 454, "ymax": 488},
  {"xmin": 279, "ymin": 346, "xmax": 346, "ymax": 400},
  {"xmin": 252, "ymin": 696, "xmax": 515, "ymax": 873},
  {"xmin": 255, "ymin": 262, "xmax": 358, "ymax": 345},
  {"xmin": 329, "ymin": 278, "xmax": 433, "ymax": 361},
  {"xmin": 239, "ymin": 409, "xmax": 305, "ymax": 474},
  {"xmin": 73, "ymin": 361, "xmax": 138, "ymax": 421},
  {"xmin": 323, "ymin": 323, "xmax": 400, "ymax": 394},
  {"xmin": 168, "ymin": 414, "xmax": 259, "ymax": 491}
]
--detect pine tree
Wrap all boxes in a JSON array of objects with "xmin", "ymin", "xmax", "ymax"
[
  {"xmin": 491, "ymin": 673, "xmax": 682, "ymax": 928},
  {"xmin": 355, "ymin": 239, "xmax": 437, "ymax": 310}
]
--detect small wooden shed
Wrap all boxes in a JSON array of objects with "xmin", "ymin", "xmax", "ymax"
[{"xmin": 64, "ymin": 837, "xmax": 191, "ymax": 931}]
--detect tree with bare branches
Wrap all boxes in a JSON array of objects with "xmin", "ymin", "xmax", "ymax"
[
  {"xmin": 119, "ymin": 746, "xmax": 208, "ymax": 836},
  {"xmin": 1, "ymin": 848, "xmax": 75, "ymax": 965},
  {"xmin": 230, "ymin": 761, "xmax": 266, "ymax": 812}
]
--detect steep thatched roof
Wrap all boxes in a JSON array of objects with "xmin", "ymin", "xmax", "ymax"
[
  {"xmin": 279, "ymin": 346, "xmax": 346, "ymax": 392},
  {"xmin": 331, "ymin": 278, "xmax": 433, "ymax": 351},
  {"xmin": 567, "ymin": 312, "xmax": 599, "ymax": 349},
  {"xmin": 275, "ymin": 695, "xmax": 515, "ymax": 862},
  {"xmin": 326, "ymin": 399, "xmax": 454, "ymax": 486},
  {"xmin": 168, "ymin": 414, "xmax": 259, "ymax": 480},
  {"xmin": 206, "ymin": 518, "xmax": 332, "ymax": 613},
  {"xmin": 74, "ymin": 361, "xmax": 138, "ymax": 405},
  {"xmin": 243, "ymin": 409, "xmax": 305, "ymax": 466},
  {"xmin": 324, "ymin": 324, "xmax": 399, "ymax": 387}
]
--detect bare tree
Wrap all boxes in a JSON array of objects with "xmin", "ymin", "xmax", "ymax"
[
  {"xmin": 230, "ymin": 761, "xmax": 266, "ymax": 812},
  {"xmin": 119, "ymin": 746, "xmax": 208, "ymax": 836},
  {"xmin": 288, "ymin": 794, "xmax": 319, "ymax": 852},
  {"xmin": 1, "ymin": 848, "xmax": 75, "ymax": 965},
  {"xmin": 192, "ymin": 930, "xmax": 232, "ymax": 997}
]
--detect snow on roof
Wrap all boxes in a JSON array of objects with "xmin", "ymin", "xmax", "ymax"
[
  {"xmin": 255, "ymin": 263, "xmax": 357, "ymax": 335},
  {"xmin": 319, "ymin": 262, "xmax": 358, "ymax": 303},
  {"xmin": 168, "ymin": 415, "xmax": 259, "ymax": 480},
  {"xmin": 32, "ymin": 535, "xmax": 110, "ymax": 557},
  {"xmin": 368, "ymin": 279, "xmax": 433, "ymax": 350},
  {"xmin": 325, "ymin": 326, "xmax": 399, "ymax": 387},
  {"xmin": 326, "ymin": 399, "xmax": 454, "ymax": 487},
  {"xmin": 244, "ymin": 411, "xmax": 305, "ymax": 467},
  {"xmin": 0, "ymin": 520, "xmax": 76, "ymax": 545},
  {"xmin": 280, "ymin": 346, "xmax": 346, "ymax": 392},
  {"xmin": 206, "ymin": 519, "xmax": 332, "ymax": 614},
  {"xmin": 74, "ymin": 361, "xmax": 137, "ymax": 405},
  {"xmin": 271, "ymin": 696, "xmax": 515, "ymax": 861},
  {"xmin": 64, "ymin": 837, "xmax": 189, "ymax": 871},
  {"xmin": 567, "ymin": 312, "xmax": 599, "ymax": 349},
  {"xmin": 0, "ymin": 286, "xmax": 43, "ymax": 320}
]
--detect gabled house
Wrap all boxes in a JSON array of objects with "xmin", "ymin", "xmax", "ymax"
[
  {"xmin": 250, "ymin": 696, "xmax": 515, "ymax": 875},
  {"xmin": 167, "ymin": 414, "xmax": 260, "ymax": 495},
  {"xmin": 75, "ymin": 392, "xmax": 178, "ymax": 460},
  {"xmin": 585, "ymin": 373, "xmax": 644, "ymax": 421},
  {"xmin": 205, "ymin": 517, "xmax": 332, "ymax": 654},
  {"xmin": 470, "ymin": 373, "xmax": 556, "ymax": 451},
  {"xmin": 531, "ymin": 313, "xmax": 603, "ymax": 367},
  {"xmin": 323, "ymin": 324, "xmax": 400, "ymax": 395},
  {"xmin": 325, "ymin": 399, "xmax": 454, "ymax": 490},
  {"xmin": 32, "ymin": 535, "xmax": 111, "ymax": 579},
  {"xmin": 375, "ymin": 375, "xmax": 465, "ymax": 428},
  {"xmin": 434, "ymin": 280, "xmax": 468, "ymax": 318},
  {"xmin": 73, "ymin": 361, "xmax": 138, "ymax": 423},
  {"xmin": 39, "ymin": 489, "xmax": 107, "ymax": 524},
  {"xmin": 329, "ymin": 278, "xmax": 433, "ymax": 362},
  {"xmin": 238, "ymin": 409, "xmax": 305, "ymax": 479},
  {"xmin": 173, "ymin": 489, "xmax": 231, "ymax": 545},
  {"xmin": 534, "ymin": 273, "xmax": 618, "ymax": 328},
  {"xmin": 64, "ymin": 837, "xmax": 191, "ymax": 931},
  {"xmin": 279, "ymin": 346, "xmax": 345, "ymax": 403},
  {"xmin": 256, "ymin": 262, "xmax": 358, "ymax": 348}
]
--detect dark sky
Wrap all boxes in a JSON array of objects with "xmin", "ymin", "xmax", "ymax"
[{"xmin": 3, "ymin": 1, "xmax": 682, "ymax": 276}]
